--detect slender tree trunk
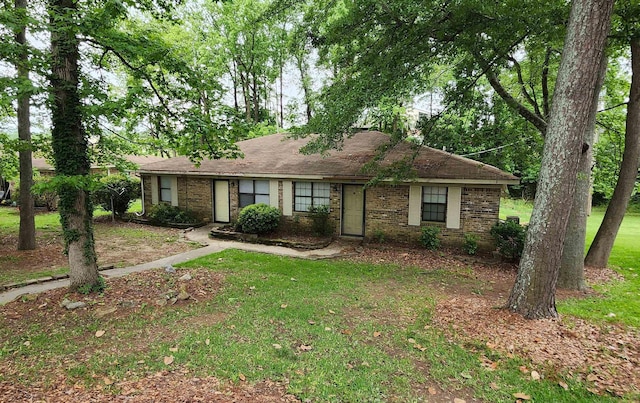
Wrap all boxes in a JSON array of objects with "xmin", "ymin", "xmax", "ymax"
[
  {"xmin": 232, "ymin": 61, "xmax": 239, "ymax": 112},
  {"xmin": 507, "ymin": 0, "xmax": 614, "ymax": 319},
  {"xmin": 252, "ymin": 71, "xmax": 259, "ymax": 123},
  {"xmin": 49, "ymin": 0, "xmax": 100, "ymax": 291},
  {"xmin": 279, "ymin": 60, "xmax": 284, "ymax": 128},
  {"xmin": 15, "ymin": 0, "xmax": 36, "ymax": 251},
  {"xmin": 585, "ymin": 37, "xmax": 640, "ymax": 267},
  {"xmin": 558, "ymin": 52, "xmax": 608, "ymax": 289},
  {"xmin": 297, "ymin": 54, "xmax": 313, "ymax": 123}
]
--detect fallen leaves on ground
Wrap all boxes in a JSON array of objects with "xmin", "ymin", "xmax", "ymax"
[{"xmin": 0, "ymin": 372, "xmax": 298, "ymax": 402}]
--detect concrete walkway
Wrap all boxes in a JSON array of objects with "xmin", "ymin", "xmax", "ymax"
[{"xmin": 0, "ymin": 225, "xmax": 348, "ymax": 305}]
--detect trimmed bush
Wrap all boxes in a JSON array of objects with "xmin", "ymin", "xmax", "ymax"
[
  {"xmin": 236, "ymin": 203, "xmax": 281, "ymax": 234},
  {"xmin": 308, "ymin": 204, "xmax": 333, "ymax": 236},
  {"xmin": 420, "ymin": 226, "xmax": 440, "ymax": 250},
  {"xmin": 148, "ymin": 204, "xmax": 198, "ymax": 225},
  {"xmin": 92, "ymin": 175, "xmax": 140, "ymax": 218},
  {"xmin": 462, "ymin": 233, "xmax": 479, "ymax": 255},
  {"xmin": 490, "ymin": 220, "xmax": 527, "ymax": 260}
]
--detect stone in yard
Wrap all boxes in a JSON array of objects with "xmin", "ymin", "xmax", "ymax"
[
  {"xmin": 179, "ymin": 273, "xmax": 192, "ymax": 281},
  {"xmin": 95, "ymin": 306, "xmax": 118, "ymax": 319},
  {"xmin": 164, "ymin": 290, "xmax": 177, "ymax": 299},
  {"xmin": 119, "ymin": 300, "xmax": 137, "ymax": 308},
  {"xmin": 65, "ymin": 301, "xmax": 86, "ymax": 310},
  {"xmin": 164, "ymin": 264, "xmax": 176, "ymax": 274},
  {"xmin": 155, "ymin": 298, "xmax": 168, "ymax": 307},
  {"xmin": 177, "ymin": 285, "xmax": 190, "ymax": 301},
  {"xmin": 60, "ymin": 298, "xmax": 71, "ymax": 308}
]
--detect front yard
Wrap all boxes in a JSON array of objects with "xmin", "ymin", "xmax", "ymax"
[
  {"xmin": 0, "ymin": 246, "xmax": 638, "ymax": 401},
  {"xmin": 0, "ymin": 202, "xmax": 638, "ymax": 401},
  {"xmin": 0, "ymin": 206, "xmax": 201, "ymax": 285}
]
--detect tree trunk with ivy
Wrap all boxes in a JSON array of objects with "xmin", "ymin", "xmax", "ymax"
[
  {"xmin": 49, "ymin": 0, "xmax": 100, "ymax": 291},
  {"xmin": 507, "ymin": 0, "xmax": 614, "ymax": 319}
]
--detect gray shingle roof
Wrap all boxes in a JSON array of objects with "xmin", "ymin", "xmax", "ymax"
[{"xmin": 138, "ymin": 131, "xmax": 519, "ymax": 184}]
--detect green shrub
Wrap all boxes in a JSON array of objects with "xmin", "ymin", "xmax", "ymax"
[
  {"xmin": 462, "ymin": 233, "xmax": 479, "ymax": 255},
  {"xmin": 420, "ymin": 226, "xmax": 440, "ymax": 250},
  {"xmin": 29, "ymin": 175, "xmax": 59, "ymax": 211},
  {"xmin": 236, "ymin": 203, "xmax": 281, "ymax": 234},
  {"xmin": 92, "ymin": 175, "xmax": 140, "ymax": 218},
  {"xmin": 148, "ymin": 204, "xmax": 198, "ymax": 224},
  {"xmin": 490, "ymin": 220, "xmax": 527, "ymax": 260},
  {"xmin": 372, "ymin": 229, "xmax": 386, "ymax": 243},
  {"xmin": 308, "ymin": 204, "xmax": 334, "ymax": 236}
]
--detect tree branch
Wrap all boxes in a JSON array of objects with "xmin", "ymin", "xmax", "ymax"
[
  {"xmin": 475, "ymin": 52, "xmax": 548, "ymax": 135},
  {"xmin": 507, "ymin": 55, "xmax": 542, "ymax": 116},
  {"xmin": 83, "ymin": 37, "xmax": 180, "ymax": 121},
  {"xmin": 542, "ymin": 47, "xmax": 552, "ymax": 119}
]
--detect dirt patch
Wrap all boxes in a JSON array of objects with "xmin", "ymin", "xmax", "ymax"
[{"xmin": 0, "ymin": 217, "xmax": 200, "ymax": 281}]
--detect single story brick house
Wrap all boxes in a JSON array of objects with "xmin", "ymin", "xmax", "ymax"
[{"xmin": 138, "ymin": 131, "xmax": 519, "ymax": 246}]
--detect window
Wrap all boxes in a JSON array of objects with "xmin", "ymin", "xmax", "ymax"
[
  {"xmin": 159, "ymin": 176, "xmax": 172, "ymax": 203},
  {"xmin": 422, "ymin": 186, "xmax": 447, "ymax": 222},
  {"xmin": 239, "ymin": 179, "xmax": 270, "ymax": 208},
  {"xmin": 294, "ymin": 182, "xmax": 330, "ymax": 211}
]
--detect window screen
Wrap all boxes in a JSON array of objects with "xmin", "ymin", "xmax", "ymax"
[
  {"xmin": 239, "ymin": 179, "xmax": 270, "ymax": 208},
  {"xmin": 422, "ymin": 186, "xmax": 447, "ymax": 222},
  {"xmin": 294, "ymin": 182, "xmax": 330, "ymax": 211}
]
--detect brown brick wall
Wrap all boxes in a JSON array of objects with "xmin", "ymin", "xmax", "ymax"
[
  {"xmin": 363, "ymin": 184, "xmax": 501, "ymax": 247},
  {"xmin": 141, "ymin": 175, "xmax": 501, "ymax": 247},
  {"xmin": 280, "ymin": 182, "xmax": 341, "ymax": 235},
  {"xmin": 142, "ymin": 175, "xmax": 153, "ymax": 214},
  {"xmin": 183, "ymin": 177, "xmax": 213, "ymax": 222}
]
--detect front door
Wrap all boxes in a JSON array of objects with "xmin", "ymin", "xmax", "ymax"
[
  {"xmin": 213, "ymin": 180, "xmax": 230, "ymax": 223},
  {"xmin": 342, "ymin": 185, "xmax": 364, "ymax": 236}
]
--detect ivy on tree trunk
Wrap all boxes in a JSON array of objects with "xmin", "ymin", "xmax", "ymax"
[{"xmin": 49, "ymin": 0, "xmax": 100, "ymax": 291}]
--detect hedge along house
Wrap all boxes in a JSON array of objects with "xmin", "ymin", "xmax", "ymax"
[{"xmin": 138, "ymin": 131, "xmax": 519, "ymax": 246}]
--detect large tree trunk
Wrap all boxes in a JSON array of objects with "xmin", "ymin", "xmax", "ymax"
[
  {"xmin": 15, "ymin": 0, "xmax": 36, "ymax": 251},
  {"xmin": 558, "ymin": 52, "xmax": 608, "ymax": 289},
  {"xmin": 585, "ymin": 37, "xmax": 640, "ymax": 267},
  {"xmin": 507, "ymin": 0, "xmax": 614, "ymax": 319},
  {"xmin": 49, "ymin": 0, "xmax": 100, "ymax": 291}
]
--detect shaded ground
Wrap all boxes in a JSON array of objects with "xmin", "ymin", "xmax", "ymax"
[
  {"xmin": 345, "ymin": 244, "xmax": 637, "ymax": 398},
  {"xmin": 0, "ymin": 237, "xmax": 637, "ymax": 401},
  {"xmin": 0, "ymin": 216, "xmax": 200, "ymax": 283}
]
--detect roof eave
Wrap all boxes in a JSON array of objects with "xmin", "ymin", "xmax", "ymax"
[{"xmin": 137, "ymin": 170, "xmax": 520, "ymax": 186}]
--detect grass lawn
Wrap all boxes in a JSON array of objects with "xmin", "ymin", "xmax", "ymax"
[
  {"xmin": 501, "ymin": 199, "xmax": 640, "ymax": 327},
  {"xmin": 0, "ymin": 199, "xmax": 637, "ymax": 400},
  {"xmin": 0, "ymin": 251, "xmax": 621, "ymax": 402}
]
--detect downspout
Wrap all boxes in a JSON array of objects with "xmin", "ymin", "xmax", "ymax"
[{"xmin": 136, "ymin": 174, "xmax": 145, "ymax": 216}]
